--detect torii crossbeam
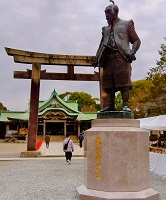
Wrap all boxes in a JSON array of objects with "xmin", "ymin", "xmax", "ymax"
[{"xmin": 5, "ymin": 47, "xmax": 107, "ymax": 151}]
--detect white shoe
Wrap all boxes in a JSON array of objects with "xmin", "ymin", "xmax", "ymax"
[
  {"xmin": 123, "ymin": 106, "xmax": 131, "ymax": 112},
  {"xmin": 68, "ymin": 160, "xmax": 71, "ymax": 164},
  {"xmin": 66, "ymin": 160, "xmax": 69, "ymax": 164}
]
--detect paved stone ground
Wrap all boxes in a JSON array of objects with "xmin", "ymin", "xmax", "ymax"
[
  {"xmin": 0, "ymin": 158, "xmax": 83, "ymax": 200},
  {"xmin": 0, "ymin": 142, "xmax": 27, "ymax": 158},
  {"xmin": 0, "ymin": 158, "xmax": 165, "ymax": 200},
  {"xmin": 0, "ymin": 141, "xmax": 165, "ymax": 199},
  {"xmin": 0, "ymin": 141, "xmax": 83, "ymax": 158},
  {"xmin": 39, "ymin": 142, "xmax": 84, "ymax": 157}
]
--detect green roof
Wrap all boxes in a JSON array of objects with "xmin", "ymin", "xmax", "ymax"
[
  {"xmin": 39, "ymin": 90, "xmax": 80, "ymax": 113},
  {"xmin": 8, "ymin": 112, "xmax": 29, "ymax": 121},
  {"xmin": 38, "ymin": 108, "xmax": 78, "ymax": 117},
  {"xmin": 76, "ymin": 112, "xmax": 97, "ymax": 121},
  {"xmin": 65, "ymin": 100, "xmax": 78, "ymax": 111},
  {"xmin": 0, "ymin": 111, "xmax": 25, "ymax": 122},
  {"xmin": 0, "ymin": 90, "xmax": 97, "ymax": 122}
]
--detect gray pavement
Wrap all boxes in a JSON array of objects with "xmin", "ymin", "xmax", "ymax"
[
  {"xmin": 39, "ymin": 142, "xmax": 84, "ymax": 157},
  {"xmin": 0, "ymin": 142, "xmax": 166, "ymax": 200},
  {"xmin": 0, "ymin": 141, "xmax": 83, "ymax": 158}
]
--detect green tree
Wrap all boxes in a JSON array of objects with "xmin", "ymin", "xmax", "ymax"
[
  {"xmin": 128, "ymin": 39, "xmax": 166, "ymax": 118},
  {"xmin": 129, "ymin": 79, "xmax": 153, "ymax": 118},
  {"xmin": 145, "ymin": 39, "xmax": 166, "ymax": 116},
  {"xmin": 59, "ymin": 91, "xmax": 100, "ymax": 112},
  {"xmin": 114, "ymin": 80, "xmax": 153, "ymax": 118},
  {"xmin": 115, "ymin": 92, "xmax": 123, "ymax": 111}
]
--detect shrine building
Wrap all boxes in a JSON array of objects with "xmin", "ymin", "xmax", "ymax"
[{"xmin": 0, "ymin": 90, "xmax": 97, "ymax": 141}]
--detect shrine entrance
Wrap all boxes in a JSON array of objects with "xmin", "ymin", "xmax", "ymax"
[{"xmin": 5, "ymin": 47, "xmax": 106, "ymax": 151}]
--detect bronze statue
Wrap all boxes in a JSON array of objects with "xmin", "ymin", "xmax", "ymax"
[{"xmin": 94, "ymin": 0, "xmax": 141, "ymax": 112}]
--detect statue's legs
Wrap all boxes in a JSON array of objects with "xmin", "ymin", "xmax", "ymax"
[
  {"xmin": 100, "ymin": 88, "xmax": 131, "ymax": 112},
  {"xmin": 100, "ymin": 90, "xmax": 115, "ymax": 112},
  {"xmin": 121, "ymin": 89, "xmax": 131, "ymax": 112}
]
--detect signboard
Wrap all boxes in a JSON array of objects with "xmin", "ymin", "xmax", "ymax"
[{"xmin": 19, "ymin": 128, "xmax": 28, "ymax": 135}]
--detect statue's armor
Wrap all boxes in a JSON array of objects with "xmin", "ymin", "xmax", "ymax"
[{"xmin": 95, "ymin": 18, "xmax": 140, "ymax": 91}]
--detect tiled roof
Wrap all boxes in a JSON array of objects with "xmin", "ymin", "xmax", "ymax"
[
  {"xmin": 0, "ymin": 90, "xmax": 97, "ymax": 122},
  {"xmin": 39, "ymin": 89, "xmax": 80, "ymax": 113},
  {"xmin": 0, "ymin": 111, "xmax": 25, "ymax": 122},
  {"xmin": 38, "ymin": 108, "xmax": 78, "ymax": 117}
]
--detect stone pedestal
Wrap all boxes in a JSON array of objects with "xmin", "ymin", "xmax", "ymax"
[
  {"xmin": 20, "ymin": 151, "xmax": 41, "ymax": 157},
  {"xmin": 76, "ymin": 117, "xmax": 160, "ymax": 200}
]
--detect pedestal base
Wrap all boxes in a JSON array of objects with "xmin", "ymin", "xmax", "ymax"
[
  {"xmin": 77, "ymin": 118, "xmax": 160, "ymax": 199},
  {"xmin": 76, "ymin": 185, "xmax": 159, "ymax": 200},
  {"xmin": 20, "ymin": 151, "xmax": 41, "ymax": 157},
  {"xmin": 97, "ymin": 111, "xmax": 134, "ymax": 119}
]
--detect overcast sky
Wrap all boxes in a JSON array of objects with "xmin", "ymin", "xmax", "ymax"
[{"xmin": 0, "ymin": 0, "xmax": 165, "ymax": 111}]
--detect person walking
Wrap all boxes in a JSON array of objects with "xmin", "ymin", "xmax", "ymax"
[
  {"xmin": 45, "ymin": 134, "xmax": 50, "ymax": 148},
  {"xmin": 63, "ymin": 134, "xmax": 74, "ymax": 164},
  {"xmin": 78, "ymin": 132, "xmax": 84, "ymax": 148}
]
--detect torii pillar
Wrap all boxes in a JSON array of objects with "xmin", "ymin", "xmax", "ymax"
[{"xmin": 27, "ymin": 63, "xmax": 41, "ymax": 151}]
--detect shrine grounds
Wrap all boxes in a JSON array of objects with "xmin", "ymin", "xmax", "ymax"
[{"xmin": 0, "ymin": 142, "xmax": 166, "ymax": 200}]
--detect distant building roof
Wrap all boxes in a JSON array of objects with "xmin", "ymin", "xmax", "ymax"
[
  {"xmin": 39, "ymin": 89, "xmax": 80, "ymax": 113},
  {"xmin": 0, "ymin": 90, "xmax": 97, "ymax": 122},
  {"xmin": 0, "ymin": 111, "xmax": 24, "ymax": 122}
]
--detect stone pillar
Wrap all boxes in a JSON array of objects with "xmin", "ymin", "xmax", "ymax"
[
  {"xmin": 76, "ymin": 117, "xmax": 160, "ymax": 200},
  {"xmin": 64, "ymin": 121, "xmax": 66, "ymax": 136},
  {"xmin": 43, "ymin": 120, "xmax": 46, "ymax": 139},
  {"xmin": 78, "ymin": 123, "xmax": 81, "ymax": 137},
  {"xmin": 6, "ymin": 124, "xmax": 9, "ymax": 135}
]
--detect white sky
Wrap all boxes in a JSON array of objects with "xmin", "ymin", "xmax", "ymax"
[{"xmin": 0, "ymin": 0, "xmax": 165, "ymax": 111}]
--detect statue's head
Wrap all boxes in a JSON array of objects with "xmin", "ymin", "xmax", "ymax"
[
  {"xmin": 105, "ymin": 1, "xmax": 119, "ymax": 25},
  {"xmin": 105, "ymin": 1, "xmax": 119, "ymax": 14}
]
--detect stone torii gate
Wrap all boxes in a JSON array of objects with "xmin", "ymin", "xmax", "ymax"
[{"xmin": 5, "ymin": 47, "xmax": 107, "ymax": 152}]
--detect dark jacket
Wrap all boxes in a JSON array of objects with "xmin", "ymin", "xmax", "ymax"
[{"xmin": 78, "ymin": 133, "xmax": 84, "ymax": 141}]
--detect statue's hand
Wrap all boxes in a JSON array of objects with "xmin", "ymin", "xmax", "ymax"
[{"xmin": 127, "ymin": 51, "xmax": 136, "ymax": 63}]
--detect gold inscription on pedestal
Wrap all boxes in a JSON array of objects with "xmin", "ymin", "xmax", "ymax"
[{"xmin": 95, "ymin": 136, "xmax": 102, "ymax": 178}]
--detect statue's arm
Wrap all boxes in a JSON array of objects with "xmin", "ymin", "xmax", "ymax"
[
  {"xmin": 93, "ymin": 26, "xmax": 106, "ymax": 67},
  {"xmin": 128, "ymin": 20, "xmax": 141, "ymax": 61}
]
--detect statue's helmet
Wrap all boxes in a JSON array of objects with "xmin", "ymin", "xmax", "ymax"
[{"xmin": 105, "ymin": 0, "xmax": 119, "ymax": 14}]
